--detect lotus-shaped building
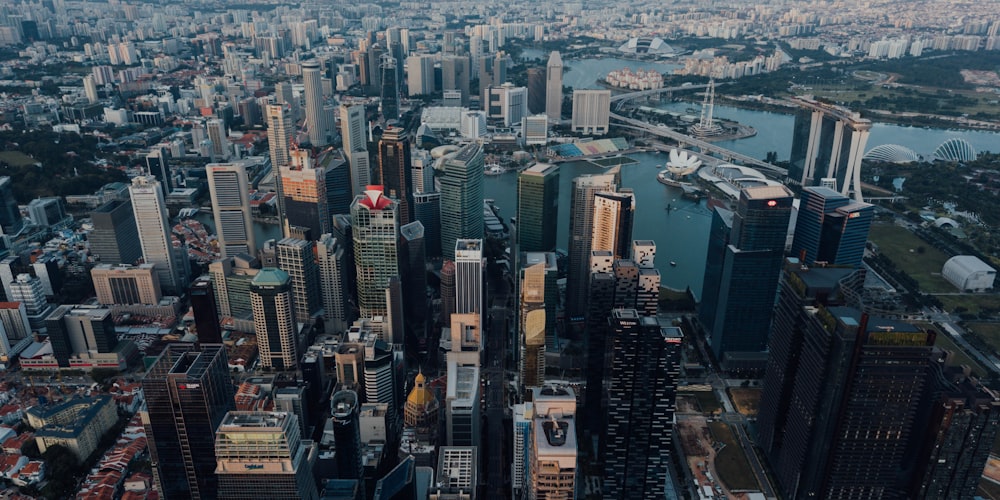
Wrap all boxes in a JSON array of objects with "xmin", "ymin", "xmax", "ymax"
[{"xmin": 665, "ymin": 149, "xmax": 702, "ymax": 177}]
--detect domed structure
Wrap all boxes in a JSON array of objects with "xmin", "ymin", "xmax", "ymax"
[
  {"xmin": 665, "ymin": 149, "xmax": 702, "ymax": 178},
  {"xmin": 863, "ymin": 144, "xmax": 920, "ymax": 164},
  {"xmin": 933, "ymin": 138, "xmax": 977, "ymax": 162},
  {"xmin": 404, "ymin": 370, "xmax": 440, "ymax": 441},
  {"xmin": 618, "ymin": 37, "xmax": 675, "ymax": 55}
]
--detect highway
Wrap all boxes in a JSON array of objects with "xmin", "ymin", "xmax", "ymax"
[
  {"xmin": 484, "ymin": 270, "xmax": 510, "ymax": 498},
  {"xmin": 608, "ymin": 83, "xmax": 713, "ymax": 102}
]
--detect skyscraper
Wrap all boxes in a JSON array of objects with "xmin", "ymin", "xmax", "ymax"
[
  {"xmin": 129, "ymin": 175, "xmax": 185, "ymax": 294},
  {"xmin": 517, "ymin": 163, "xmax": 559, "ymax": 253},
  {"xmin": 275, "ymin": 238, "xmax": 322, "ymax": 324},
  {"xmin": 317, "ymin": 233, "xmax": 353, "ymax": 334},
  {"xmin": 378, "ymin": 127, "xmax": 414, "ymax": 226},
  {"xmin": 331, "ymin": 390, "xmax": 364, "ymax": 481},
  {"xmin": 413, "ymin": 192, "xmax": 441, "ymax": 258},
  {"xmin": 207, "ymin": 163, "xmax": 256, "ymax": 258},
  {"xmin": 143, "ymin": 344, "xmax": 235, "ymax": 500},
  {"xmin": 571, "ymin": 90, "xmax": 611, "ymax": 135},
  {"xmin": 399, "ymin": 221, "xmax": 427, "ymax": 332},
  {"xmin": 791, "ymin": 186, "xmax": 874, "ymax": 268},
  {"xmin": 520, "ymin": 262, "xmax": 546, "ymax": 391},
  {"xmin": 88, "ymin": 200, "xmax": 141, "ymax": 265},
  {"xmin": 528, "ymin": 385, "xmax": 578, "ymax": 500},
  {"xmin": 250, "ymin": 268, "xmax": 299, "ymax": 370},
  {"xmin": 445, "ymin": 361, "xmax": 480, "ymax": 448},
  {"xmin": 302, "ymin": 60, "xmax": 330, "ymax": 146},
  {"xmin": 787, "ymin": 97, "xmax": 871, "ymax": 200},
  {"xmin": 565, "ymin": 170, "xmax": 618, "ymax": 319},
  {"xmin": 380, "ymin": 54, "xmax": 400, "ymax": 121},
  {"xmin": 44, "ymin": 304, "xmax": 117, "ymax": 367},
  {"xmin": 545, "ymin": 51, "xmax": 563, "ymax": 122},
  {"xmin": 603, "ymin": 311, "xmax": 682, "ymax": 499},
  {"xmin": 266, "ymin": 103, "xmax": 294, "ymax": 223},
  {"xmin": 439, "ymin": 144, "xmax": 484, "ymax": 260},
  {"xmin": 214, "ymin": 411, "xmax": 319, "ymax": 500},
  {"xmin": 0, "ymin": 177, "xmax": 21, "ymax": 237},
  {"xmin": 189, "ymin": 278, "xmax": 223, "ymax": 343},
  {"xmin": 591, "ymin": 190, "xmax": 635, "ymax": 260},
  {"xmin": 340, "ymin": 103, "xmax": 371, "ymax": 199},
  {"xmin": 454, "ymin": 239, "xmax": 483, "ymax": 318},
  {"xmin": 701, "ymin": 185, "xmax": 793, "ymax": 366},
  {"xmin": 406, "ymin": 54, "xmax": 435, "ymax": 97},
  {"xmin": 91, "ymin": 264, "xmax": 161, "ymax": 305},
  {"xmin": 440, "ymin": 260, "xmax": 456, "ymax": 326},
  {"xmin": 281, "ymin": 148, "xmax": 350, "ymax": 238},
  {"xmin": 527, "ymin": 67, "xmax": 545, "ymax": 115},
  {"xmin": 440, "ymin": 55, "xmax": 470, "ymax": 106},
  {"xmin": 351, "ymin": 187, "xmax": 400, "ymax": 318}
]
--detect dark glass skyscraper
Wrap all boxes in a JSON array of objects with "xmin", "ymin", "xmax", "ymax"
[
  {"xmin": 517, "ymin": 163, "xmax": 559, "ymax": 252},
  {"xmin": 189, "ymin": 278, "xmax": 223, "ymax": 343},
  {"xmin": 0, "ymin": 177, "xmax": 21, "ymax": 237},
  {"xmin": 378, "ymin": 127, "xmax": 414, "ymax": 227},
  {"xmin": 791, "ymin": 186, "xmax": 874, "ymax": 268},
  {"xmin": 331, "ymin": 390, "xmax": 363, "ymax": 481},
  {"xmin": 143, "ymin": 344, "xmax": 235, "ymax": 500},
  {"xmin": 88, "ymin": 199, "xmax": 142, "ymax": 266}
]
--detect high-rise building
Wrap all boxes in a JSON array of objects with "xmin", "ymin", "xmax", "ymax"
[
  {"xmin": 571, "ymin": 90, "xmax": 611, "ymax": 135},
  {"xmin": 527, "ymin": 67, "xmax": 546, "ymax": 115},
  {"xmin": 317, "ymin": 234, "xmax": 353, "ymax": 334},
  {"xmin": 0, "ymin": 177, "xmax": 21, "ymax": 237},
  {"xmin": 207, "ymin": 163, "xmax": 256, "ymax": 258},
  {"xmin": 433, "ymin": 447, "xmax": 477, "ymax": 499},
  {"xmin": 276, "ymin": 238, "xmax": 322, "ymax": 324},
  {"xmin": 266, "ymin": 104, "xmax": 294, "ymax": 223},
  {"xmin": 528, "ymin": 385, "xmax": 578, "ymax": 500},
  {"xmin": 143, "ymin": 344, "xmax": 235, "ymax": 500},
  {"xmin": 145, "ymin": 147, "xmax": 172, "ymax": 196},
  {"xmin": 27, "ymin": 197, "xmax": 67, "ymax": 228},
  {"xmin": 565, "ymin": 170, "xmax": 618, "ymax": 319},
  {"xmin": 129, "ymin": 175, "xmax": 185, "ymax": 294},
  {"xmin": 206, "ymin": 119, "xmax": 229, "ymax": 160},
  {"xmin": 340, "ymin": 103, "xmax": 371, "ymax": 199},
  {"xmin": 791, "ymin": 186, "xmax": 874, "ymax": 268},
  {"xmin": 91, "ymin": 264, "xmax": 161, "ymax": 305},
  {"xmin": 281, "ymin": 148, "xmax": 350, "ymax": 239},
  {"xmin": 454, "ymin": 239, "xmax": 483, "ymax": 319},
  {"xmin": 439, "ymin": 144, "xmax": 484, "ymax": 260},
  {"xmin": 0, "ymin": 302, "xmax": 31, "ymax": 342},
  {"xmin": 519, "ymin": 262, "xmax": 546, "ymax": 391},
  {"xmin": 517, "ymin": 164, "xmax": 559, "ymax": 253},
  {"xmin": 603, "ymin": 311, "xmax": 682, "ymax": 499},
  {"xmin": 440, "ymin": 260, "xmax": 456, "ymax": 325},
  {"xmin": 331, "ymin": 390, "xmax": 364, "ymax": 481},
  {"xmin": 302, "ymin": 60, "xmax": 330, "ymax": 146},
  {"xmin": 44, "ymin": 305, "xmax": 117, "ymax": 367},
  {"xmin": 406, "ymin": 54, "xmax": 435, "ymax": 97},
  {"xmin": 787, "ymin": 97, "xmax": 871, "ymax": 200},
  {"xmin": 413, "ymin": 192, "xmax": 441, "ymax": 258},
  {"xmin": 701, "ymin": 185, "xmax": 793, "ymax": 366},
  {"xmin": 440, "ymin": 55, "xmax": 470, "ymax": 106},
  {"xmin": 373, "ymin": 455, "xmax": 417, "ymax": 500},
  {"xmin": 380, "ymin": 54, "xmax": 400, "ymax": 121},
  {"xmin": 591, "ymin": 190, "xmax": 635, "ymax": 260},
  {"xmin": 88, "ymin": 199, "xmax": 142, "ymax": 266},
  {"xmin": 189, "ymin": 278, "xmax": 223, "ymax": 343},
  {"xmin": 486, "ymin": 83, "xmax": 528, "ymax": 127},
  {"xmin": 83, "ymin": 74, "xmax": 99, "ymax": 103},
  {"xmin": 250, "ymin": 268, "xmax": 299, "ymax": 370},
  {"xmin": 214, "ymin": 411, "xmax": 319, "ymax": 500},
  {"xmin": 445, "ymin": 361, "xmax": 481, "ymax": 448},
  {"xmin": 399, "ymin": 221, "xmax": 427, "ymax": 332},
  {"xmin": 210, "ymin": 255, "xmax": 261, "ymax": 326},
  {"xmin": 351, "ymin": 187, "xmax": 400, "ymax": 318},
  {"xmin": 378, "ymin": 127, "xmax": 414, "ymax": 226},
  {"xmin": 545, "ymin": 51, "xmax": 563, "ymax": 122},
  {"xmin": 10, "ymin": 273, "xmax": 52, "ymax": 332}
]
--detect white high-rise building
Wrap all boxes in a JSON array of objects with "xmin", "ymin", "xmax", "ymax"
[
  {"xmin": 340, "ymin": 103, "xmax": 371, "ymax": 198},
  {"xmin": 317, "ymin": 234, "xmax": 352, "ymax": 334},
  {"xmin": 207, "ymin": 163, "xmax": 256, "ymax": 258},
  {"xmin": 250, "ymin": 268, "xmax": 298, "ymax": 370},
  {"xmin": 487, "ymin": 83, "xmax": 528, "ymax": 127},
  {"xmin": 571, "ymin": 90, "xmax": 611, "ymax": 135},
  {"xmin": 528, "ymin": 385, "xmax": 578, "ymax": 499},
  {"xmin": 406, "ymin": 54, "xmax": 436, "ymax": 97},
  {"xmin": 83, "ymin": 75, "xmax": 99, "ymax": 104},
  {"xmin": 302, "ymin": 60, "xmax": 329, "ymax": 146},
  {"xmin": 206, "ymin": 119, "xmax": 229, "ymax": 159},
  {"xmin": 545, "ymin": 51, "xmax": 563, "ymax": 122},
  {"xmin": 454, "ymin": 239, "xmax": 483, "ymax": 318},
  {"xmin": 129, "ymin": 176, "xmax": 184, "ymax": 294}
]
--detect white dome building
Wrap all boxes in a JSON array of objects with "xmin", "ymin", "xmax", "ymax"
[
  {"xmin": 933, "ymin": 139, "xmax": 977, "ymax": 162},
  {"xmin": 942, "ymin": 255, "xmax": 996, "ymax": 292},
  {"xmin": 863, "ymin": 144, "xmax": 920, "ymax": 164}
]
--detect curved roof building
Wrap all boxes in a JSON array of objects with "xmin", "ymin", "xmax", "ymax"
[
  {"xmin": 933, "ymin": 138, "xmax": 977, "ymax": 162},
  {"xmin": 863, "ymin": 144, "xmax": 920, "ymax": 164},
  {"xmin": 617, "ymin": 37, "xmax": 675, "ymax": 54},
  {"xmin": 942, "ymin": 255, "xmax": 996, "ymax": 292}
]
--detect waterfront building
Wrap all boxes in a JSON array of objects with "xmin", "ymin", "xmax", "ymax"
[
  {"xmin": 791, "ymin": 186, "xmax": 873, "ymax": 268},
  {"xmin": 545, "ymin": 51, "xmax": 563, "ymax": 123},
  {"xmin": 565, "ymin": 170, "xmax": 618, "ymax": 320},
  {"xmin": 571, "ymin": 90, "xmax": 610, "ymax": 135},
  {"xmin": 591, "ymin": 190, "xmax": 635, "ymax": 260},
  {"xmin": 788, "ymin": 97, "xmax": 871, "ymax": 200}
]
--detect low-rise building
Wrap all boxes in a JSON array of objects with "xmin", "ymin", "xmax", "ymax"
[{"xmin": 29, "ymin": 396, "xmax": 118, "ymax": 462}]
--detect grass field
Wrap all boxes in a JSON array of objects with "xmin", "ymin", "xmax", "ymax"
[
  {"xmin": 680, "ymin": 390, "xmax": 722, "ymax": 415},
  {"xmin": 935, "ymin": 328, "xmax": 988, "ymax": 376},
  {"xmin": 868, "ymin": 224, "xmax": 954, "ymax": 293},
  {"xmin": 937, "ymin": 294, "xmax": 1000, "ymax": 316},
  {"xmin": 727, "ymin": 388, "xmax": 762, "ymax": 416},
  {"xmin": 0, "ymin": 150, "xmax": 38, "ymax": 167},
  {"xmin": 967, "ymin": 323, "xmax": 1000, "ymax": 356},
  {"xmin": 708, "ymin": 422, "xmax": 759, "ymax": 492}
]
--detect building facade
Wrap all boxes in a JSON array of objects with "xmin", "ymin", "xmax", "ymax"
[
  {"xmin": 517, "ymin": 164, "xmax": 559, "ymax": 253},
  {"xmin": 250, "ymin": 268, "xmax": 299, "ymax": 370},
  {"xmin": 207, "ymin": 163, "xmax": 256, "ymax": 258}
]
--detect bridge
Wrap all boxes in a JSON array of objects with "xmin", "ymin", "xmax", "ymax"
[
  {"xmin": 608, "ymin": 83, "xmax": 713, "ymax": 103},
  {"xmin": 610, "ymin": 112, "xmax": 788, "ymax": 178}
]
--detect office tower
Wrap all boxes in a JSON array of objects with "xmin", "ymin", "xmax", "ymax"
[
  {"xmin": 698, "ymin": 207, "xmax": 733, "ymax": 335},
  {"xmin": 404, "ymin": 371, "xmax": 440, "ymax": 443},
  {"xmin": 433, "ymin": 447, "xmax": 477, "ymax": 499},
  {"xmin": 517, "ymin": 164, "xmax": 559, "ymax": 253},
  {"xmin": 143, "ymin": 344, "xmax": 235, "ymax": 500},
  {"xmin": 604, "ymin": 312, "xmax": 682, "ymax": 499},
  {"xmin": 44, "ymin": 305, "xmax": 116, "ymax": 367},
  {"xmin": 380, "ymin": 54, "xmax": 400, "ymax": 120},
  {"xmin": 88, "ymin": 200, "xmax": 142, "ymax": 265},
  {"xmin": 250, "ymin": 268, "xmax": 299, "ymax": 370},
  {"xmin": 545, "ymin": 51, "xmax": 563, "ymax": 122},
  {"xmin": 583, "ymin": 251, "xmax": 615, "ymax": 432},
  {"xmin": 318, "ymin": 234, "xmax": 353, "ymax": 334},
  {"xmin": 282, "ymin": 148, "xmax": 349, "ymax": 238},
  {"xmin": 759, "ymin": 302, "xmax": 943, "ymax": 498},
  {"xmin": 701, "ymin": 185, "xmax": 793, "ymax": 365},
  {"xmin": 399, "ymin": 221, "xmax": 427, "ymax": 331},
  {"xmin": 493, "ymin": 51, "xmax": 509, "ymax": 86},
  {"xmin": 10, "ymin": 274, "xmax": 51, "ymax": 332},
  {"xmin": 351, "ymin": 188, "xmax": 401, "ymax": 319},
  {"xmin": 439, "ymin": 144, "xmax": 484, "ymax": 260},
  {"xmin": 0, "ymin": 302, "xmax": 31, "ymax": 342},
  {"xmin": 513, "ymin": 403, "xmax": 533, "ymax": 499},
  {"xmin": 378, "ymin": 127, "xmax": 414, "ymax": 226},
  {"xmin": 303, "ymin": 60, "xmax": 330, "ymax": 146},
  {"xmin": 528, "ymin": 385, "xmax": 577, "ymax": 499},
  {"xmin": 331, "ymin": 390, "xmax": 364, "ymax": 481},
  {"xmin": 486, "ymin": 83, "xmax": 528, "ymax": 127},
  {"xmin": 413, "ymin": 192, "xmax": 441, "ymax": 258},
  {"xmin": 591, "ymin": 190, "xmax": 635, "ymax": 260},
  {"xmin": 145, "ymin": 148, "xmax": 172, "ymax": 196},
  {"xmin": 527, "ymin": 68, "xmax": 545, "ymax": 115},
  {"xmin": 406, "ymin": 54, "xmax": 435, "ymax": 97},
  {"xmin": 445, "ymin": 361, "xmax": 480, "ymax": 447},
  {"xmin": 791, "ymin": 186, "xmax": 874, "ymax": 268},
  {"xmin": 266, "ymin": 104, "xmax": 293, "ymax": 222},
  {"xmin": 565, "ymin": 170, "xmax": 618, "ymax": 319},
  {"xmin": 129, "ymin": 175, "xmax": 185, "ymax": 294},
  {"xmin": 440, "ymin": 55, "xmax": 470, "ymax": 106},
  {"xmin": 215, "ymin": 411, "xmax": 319, "ymax": 500},
  {"xmin": 276, "ymin": 238, "xmax": 322, "ymax": 324},
  {"xmin": 571, "ymin": 90, "xmax": 611, "ymax": 135},
  {"xmin": 26, "ymin": 197, "xmax": 67, "ymax": 227},
  {"xmin": 788, "ymin": 97, "xmax": 871, "ymax": 200},
  {"xmin": 83, "ymin": 74, "xmax": 98, "ymax": 103},
  {"xmin": 341, "ymin": 103, "xmax": 371, "ymax": 199},
  {"xmin": 386, "ymin": 276, "xmax": 406, "ymax": 344},
  {"xmin": 634, "ymin": 242, "xmax": 660, "ymax": 317},
  {"xmin": 206, "ymin": 119, "xmax": 229, "ymax": 159},
  {"xmin": 91, "ymin": 264, "xmax": 161, "ymax": 305},
  {"xmin": 274, "ymin": 81, "xmax": 298, "ymax": 120},
  {"xmin": 210, "ymin": 255, "xmax": 261, "ymax": 324},
  {"xmin": 447, "ymin": 313, "xmax": 482, "ymax": 368},
  {"xmin": 207, "ymin": 163, "xmax": 256, "ymax": 258},
  {"xmin": 440, "ymin": 260, "xmax": 456, "ymax": 325},
  {"xmin": 454, "ymin": 239, "xmax": 483, "ymax": 318},
  {"xmin": 373, "ymin": 455, "xmax": 417, "ymax": 500},
  {"xmin": 189, "ymin": 278, "xmax": 223, "ymax": 343},
  {"xmin": 0, "ymin": 177, "xmax": 21, "ymax": 236},
  {"xmin": 520, "ymin": 262, "xmax": 546, "ymax": 390}
]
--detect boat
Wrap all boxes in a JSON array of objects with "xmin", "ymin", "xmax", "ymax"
[{"xmin": 670, "ymin": 261, "xmax": 677, "ymax": 267}]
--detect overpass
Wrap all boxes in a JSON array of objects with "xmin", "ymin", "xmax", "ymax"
[
  {"xmin": 610, "ymin": 112, "xmax": 788, "ymax": 178},
  {"xmin": 608, "ymin": 83, "xmax": 713, "ymax": 102}
]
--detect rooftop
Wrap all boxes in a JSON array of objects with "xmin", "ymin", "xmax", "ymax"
[
  {"xmin": 522, "ymin": 163, "xmax": 558, "ymax": 175},
  {"xmin": 219, "ymin": 411, "xmax": 290, "ymax": 429},
  {"xmin": 743, "ymin": 184, "xmax": 793, "ymax": 201},
  {"xmin": 251, "ymin": 267, "xmax": 290, "ymax": 287}
]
